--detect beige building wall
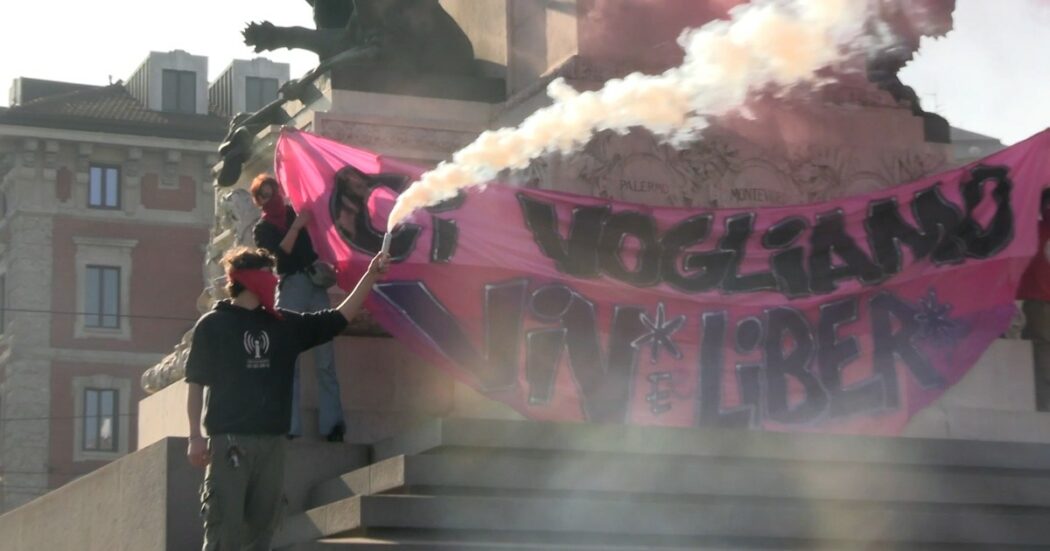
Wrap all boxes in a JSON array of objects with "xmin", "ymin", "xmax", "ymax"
[{"xmin": 0, "ymin": 126, "xmax": 216, "ymax": 512}]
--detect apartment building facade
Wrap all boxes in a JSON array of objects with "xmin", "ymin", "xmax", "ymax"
[{"xmin": 0, "ymin": 50, "xmax": 287, "ymax": 511}]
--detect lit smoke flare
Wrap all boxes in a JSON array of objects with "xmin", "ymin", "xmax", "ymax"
[{"xmin": 387, "ymin": 0, "xmax": 884, "ymax": 230}]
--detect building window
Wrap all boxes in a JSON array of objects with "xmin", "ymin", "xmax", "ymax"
[
  {"xmin": 245, "ymin": 77, "xmax": 279, "ymax": 113},
  {"xmin": 73, "ymin": 375, "xmax": 131, "ymax": 461},
  {"xmin": 88, "ymin": 165, "xmax": 120, "ymax": 209},
  {"xmin": 74, "ymin": 237, "xmax": 136, "ymax": 340},
  {"xmin": 162, "ymin": 69, "xmax": 196, "ymax": 114},
  {"xmin": 82, "ymin": 388, "xmax": 118, "ymax": 452},
  {"xmin": 84, "ymin": 265, "xmax": 120, "ymax": 329}
]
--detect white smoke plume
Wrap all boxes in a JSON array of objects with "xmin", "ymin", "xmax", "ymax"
[{"xmin": 387, "ymin": 0, "xmax": 887, "ymax": 230}]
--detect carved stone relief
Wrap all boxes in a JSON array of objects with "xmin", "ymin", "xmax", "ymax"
[{"xmin": 520, "ymin": 128, "xmax": 949, "ymax": 210}]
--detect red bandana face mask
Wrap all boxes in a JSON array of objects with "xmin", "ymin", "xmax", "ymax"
[
  {"xmin": 260, "ymin": 192, "xmax": 289, "ymax": 233},
  {"xmin": 229, "ymin": 269, "xmax": 282, "ymax": 319}
]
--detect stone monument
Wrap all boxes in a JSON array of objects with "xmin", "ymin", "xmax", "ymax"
[{"xmin": 140, "ymin": 0, "xmax": 1042, "ymax": 446}]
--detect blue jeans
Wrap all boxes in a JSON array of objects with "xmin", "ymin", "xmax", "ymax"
[{"xmin": 276, "ymin": 272, "xmax": 345, "ymax": 437}]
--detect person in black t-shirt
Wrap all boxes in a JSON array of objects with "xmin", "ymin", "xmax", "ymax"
[
  {"xmin": 250, "ymin": 173, "xmax": 347, "ymax": 441},
  {"xmin": 185, "ymin": 245, "xmax": 388, "ymax": 551}
]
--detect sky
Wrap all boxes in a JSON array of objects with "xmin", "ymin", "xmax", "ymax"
[
  {"xmin": 0, "ymin": 0, "xmax": 1048, "ymax": 145},
  {"xmin": 899, "ymin": 0, "xmax": 1050, "ymax": 144},
  {"xmin": 0, "ymin": 1, "xmax": 318, "ymax": 96}
]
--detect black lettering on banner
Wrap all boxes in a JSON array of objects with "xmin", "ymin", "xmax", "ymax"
[
  {"xmin": 330, "ymin": 177, "xmax": 434, "ymax": 261},
  {"xmin": 527, "ymin": 285, "xmax": 646, "ymax": 423},
  {"xmin": 517, "ymin": 166, "xmax": 1015, "ymax": 296},
  {"xmin": 598, "ymin": 211, "xmax": 662, "ymax": 287},
  {"xmin": 424, "ymin": 191, "xmax": 467, "ymax": 214},
  {"xmin": 809, "ymin": 209, "xmax": 884, "ymax": 294},
  {"xmin": 526, "ymin": 285, "xmax": 574, "ymax": 406},
  {"xmin": 958, "ymin": 166, "xmax": 1014, "ymax": 258},
  {"xmin": 866, "ymin": 184, "xmax": 967, "ymax": 273},
  {"xmin": 720, "ymin": 213, "xmax": 778, "ymax": 293},
  {"xmin": 525, "ymin": 330, "xmax": 564, "ymax": 405},
  {"xmin": 733, "ymin": 317, "xmax": 765, "ymax": 427},
  {"xmin": 483, "ymin": 281, "xmax": 529, "ymax": 389},
  {"xmin": 518, "ymin": 194, "xmax": 608, "ymax": 278},
  {"xmin": 867, "ymin": 196, "xmax": 934, "ymax": 274},
  {"xmin": 817, "ymin": 298, "xmax": 883, "ymax": 417},
  {"xmin": 679, "ymin": 218, "xmax": 734, "ymax": 292},
  {"xmin": 870, "ymin": 291, "xmax": 946, "ymax": 409},
  {"xmin": 602, "ymin": 306, "xmax": 649, "ymax": 421},
  {"xmin": 916, "ymin": 185, "xmax": 967, "ymax": 264},
  {"xmin": 735, "ymin": 317, "xmax": 764, "ymax": 354},
  {"xmin": 735, "ymin": 363, "xmax": 763, "ymax": 426},
  {"xmin": 373, "ymin": 280, "xmax": 527, "ymax": 391},
  {"xmin": 430, "ymin": 218, "xmax": 458, "ymax": 263},
  {"xmin": 762, "ymin": 217, "xmax": 810, "ymax": 297},
  {"xmin": 424, "ymin": 193, "xmax": 467, "ymax": 262},
  {"xmin": 660, "ymin": 214, "xmax": 717, "ymax": 293},
  {"xmin": 697, "ymin": 311, "xmax": 756, "ymax": 428},
  {"xmin": 530, "ymin": 284, "xmax": 574, "ymax": 320},
  {"xmin": 646, "ymin": 373, "xmax": 674, "ymax": 415},
  {"xmin": 764, "ymin": 307, "xmax": 828, "ymax": 424},
  {"xmin": 341, "ymin": 199, "xmax": 422, "ymax": 260},
  {"xmin": 378, "ymin": 225, "xmax": 422, "ymax": 261}
]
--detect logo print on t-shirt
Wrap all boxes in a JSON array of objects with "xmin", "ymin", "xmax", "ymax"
[{"xmin": 243, "ymin": 330, "xmax": 271, "ymax": 369}]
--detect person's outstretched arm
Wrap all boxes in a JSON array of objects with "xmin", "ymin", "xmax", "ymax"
[{"xmin": 336, "ymin": 252, "xmax": 390, "ymax": 322}]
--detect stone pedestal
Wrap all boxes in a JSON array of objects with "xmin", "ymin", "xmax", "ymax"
[
  {"xmin": 903, "ymin": 338, "xmax": 1050, "ymax": 443},
  {"xmin": 138, "ymin": 0, "xmax": 1027, "ymax": 449},
  {"xmin": 303, "ymin": 75, "xmax": 497, "ymax": 165}
]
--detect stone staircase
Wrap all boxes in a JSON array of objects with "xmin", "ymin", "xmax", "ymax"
[{"xmin": 272, "ymin": 418, "xmax": 1050, "ymax": 550}]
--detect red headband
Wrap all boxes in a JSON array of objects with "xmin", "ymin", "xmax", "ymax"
[{"xmin": 229, "ymin": 269, "xmax": 282, "ymax": 319}]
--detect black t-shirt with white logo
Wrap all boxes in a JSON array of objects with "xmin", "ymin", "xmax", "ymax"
[{"xmin": 184, "ymin": 300, "xmax": 348, "ymax": 435}]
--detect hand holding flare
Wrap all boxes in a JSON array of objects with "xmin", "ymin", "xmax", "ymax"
[{"xmin": 381, "ymin": 232, "xmax": 392, "ymax": 256}]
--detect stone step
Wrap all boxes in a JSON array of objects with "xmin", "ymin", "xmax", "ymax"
[
  {"xmin": 904, "ymin": 406, "xmax": 1050, "ymax": 444},
  {"xmin": 282, "ymin": 441, "xmax": 371, "ymax": 514},
  {"xmin": 294, "ymin": 406, "xmax": 436, "ymax": 444},
  {"xmin": 291, "ymin": 536, "xmax": 1049, "ymax": 551},
  {"xmin": 290, "ymin": 535, "xmax": 767, "ymax": 550},
  {"xmin": 276, "ymin": 494, "xmax": 1050, "ymax": 549},
  {"xmin": 374, "ymin": 418, "xmax": 1050, "ymax": 470},
  {"xmin": 137, "ymin": 376, "xmax": 446, "ymax": 449},
  {"xmin": 306, "ymin": 452, "xmax": 1050, "ymax": 510}
]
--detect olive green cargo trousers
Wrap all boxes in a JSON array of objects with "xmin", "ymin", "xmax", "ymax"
[{"xmin": 200, "ymin": 434, "xmax": 286, "ymax": 551}]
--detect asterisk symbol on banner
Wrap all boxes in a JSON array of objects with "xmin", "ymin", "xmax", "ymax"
[
  {"xmin": 914, "ymin": 288, "xmax": 967, "ymax": 347},
  {"xmin": 633, "ymin": 303, "xmax": 686, "ymax": 364}
]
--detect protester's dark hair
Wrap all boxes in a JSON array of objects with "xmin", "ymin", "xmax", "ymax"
[
  {"xmin": 1041, "ymin": 188, "xmax": 1050, "ymax": 210},
  {"xmin": 249, "ymin": 174, "xmax": 279, "ymax": 204},
  {"xmin": 222, "ymin": 246, "xmax": 276, "ymax": 297}
]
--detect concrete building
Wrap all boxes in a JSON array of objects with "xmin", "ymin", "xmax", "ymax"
[
  {"xmin": 950, "ymin": 126, "xmax": 1007, "ymax": 165},
  {"xmin": 0, "ymin": 51, "xmax": 288, "ymax": 512}
]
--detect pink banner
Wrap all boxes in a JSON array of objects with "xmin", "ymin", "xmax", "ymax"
[{"xmin": 276, "ymin": 128, "xmax": 1050, "ymax": 435}]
